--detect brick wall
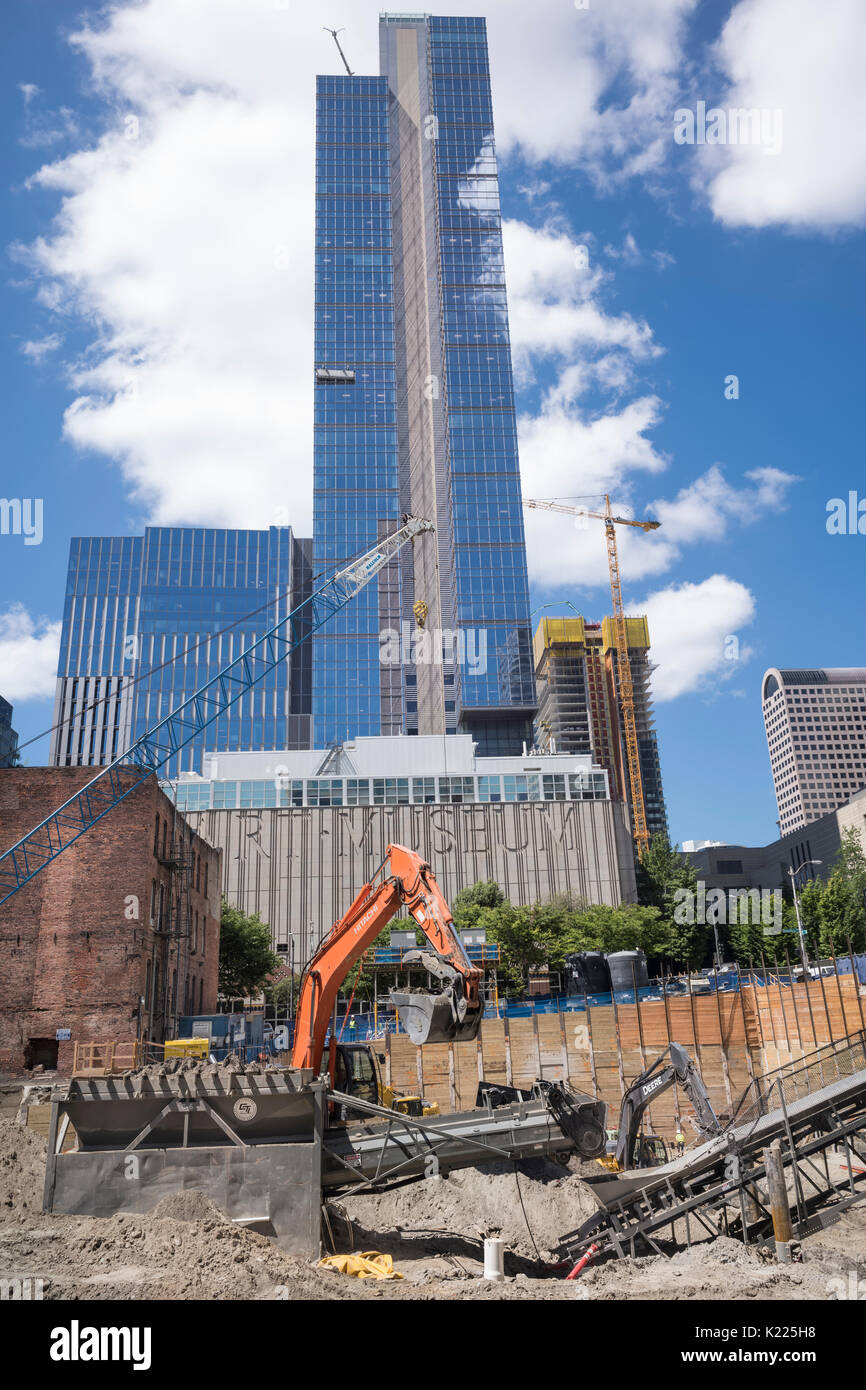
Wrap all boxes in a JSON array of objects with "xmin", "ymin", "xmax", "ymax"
[{"xmin": 0, "ymin": 767, "xmax": 221, "ymax": 1074}]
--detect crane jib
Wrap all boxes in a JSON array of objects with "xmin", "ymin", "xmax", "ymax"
[{"xmin": 0, "ymin": 519, "xmax": 434, "ymax": 906}]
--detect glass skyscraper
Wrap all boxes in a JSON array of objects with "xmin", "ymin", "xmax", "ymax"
[
  {"xmin": 313, "ymin": 13, "xmax": 536, "ymax": 754},
  {"xmin": 0, "ymin": 696, "xmax": 19, "ymax": 768},
  {"xmin": 50, "ymin": 528, "xmax": 312, "ymax": 778}
]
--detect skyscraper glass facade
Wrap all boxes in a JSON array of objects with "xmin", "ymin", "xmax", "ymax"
[
  {"xmin": 0, "ymin": 696, "xmax": 19, "ymax": 768},
  {"xmin": 51, "ymin": 528, "xmax": 311, "ymax": 778},
  {"xmin": 313, "ymin": 14, "xmax": 535, "ymax": 753},
  {"xmin": 312, "ymin": 76, "xmax": 402, "ymax": 744}
]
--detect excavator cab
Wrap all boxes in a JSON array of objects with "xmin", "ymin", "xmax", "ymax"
[
  {"xmin": 333, "ymin": 1044, "xmax": 379, "ymax": 1113},
  {"xmin": 332, "ymin": 1043, "xmax": 439, "ymax": 1120},
  {"xmin": 635, "ymin": 1134, "xmax": 668, "ymax": 1168}
]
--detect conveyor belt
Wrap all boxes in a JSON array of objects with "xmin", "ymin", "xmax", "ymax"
[
  {"xmin": 561, "ymin": 1031, "xmax": 866, "ymax": 1262},
  {"xmin": 322, "ymin": 1080, "xmax": 607, "ymax": 1191}
]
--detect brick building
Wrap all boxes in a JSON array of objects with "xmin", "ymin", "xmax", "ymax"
[{"xmin": 0, "ymin": 767, "xmax": 221, "ymax": 1074}]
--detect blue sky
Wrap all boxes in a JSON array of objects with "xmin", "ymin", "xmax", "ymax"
[{"xmin": 2, "ymin": 0, "xmax": 865, "ymax": 849}]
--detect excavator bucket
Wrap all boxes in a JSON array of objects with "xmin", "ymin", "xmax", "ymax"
[{"xmin": 389, "ymin": 990, "xmax": 482, "ymax": 1046}]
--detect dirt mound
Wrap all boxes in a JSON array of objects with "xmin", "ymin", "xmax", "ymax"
[
  {"xmin": 150, "ymin": 1191, "xmax": 229, "ymax": 1223},
  {"xmin": 668, "ymin": 1234, "xmax": 762, "ymax": 1269},
  {"xmin": 339, "ymin": 1160, "xmax": 598, "ymax": 1262},
  {"xmin": 0, "ymin": 1206, "xmax": 385, "ymax": 1301},
  {"xmin": 0, "ymin": 1119, "xmax": 47, "ymax": 1220}
]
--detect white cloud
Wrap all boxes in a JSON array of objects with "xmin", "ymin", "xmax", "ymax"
[
  {"xmin": 14, "ymin": 0, "xmax": 702, "ymax": 530},
  {"xmin": 650, "ymin": 463, "xmax": 798, "ymax": 541},
  {"xmin": 20, "ymin": 333, "xmax": 63, "ymax": 363},
  {"xmin": 504, "ymin": 221, "xmax": 660, "ymax": 374},
  {"xmin": 636, "ymin": 575, "xmax": 756, "ymax": 701},
  {"xmin": 603, "ymin": 233, "xmax": 643, "ymax": 265},
  {"xmin": 482, "ymin": 0, "xmax": 698, "ymax": 180},
  {"xmin": 702, "ymin": 0, "xmax": 866, "ymax": 230},
  {"xmin": 0, "ymin": 606, "xmax": 61, "ymax": 703}
]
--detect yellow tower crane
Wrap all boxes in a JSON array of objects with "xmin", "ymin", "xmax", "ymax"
[{"xmin": 523, "ymin": 496, "xmax": 661, "ymax": 857}]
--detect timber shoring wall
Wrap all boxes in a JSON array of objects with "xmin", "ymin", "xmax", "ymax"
[{"xmin": 380, "ymin": 977, "xmax": 863, "ymax": 1143}]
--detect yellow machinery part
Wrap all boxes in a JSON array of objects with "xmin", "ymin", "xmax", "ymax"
[{"xmin": 163, "ymin": 1038, "xmax": 209, "ymax": 1059}]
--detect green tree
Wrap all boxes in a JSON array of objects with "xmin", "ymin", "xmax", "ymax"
[
  {"xmin": 484, "ymin": 902, "xmax": 557, "ymax": 993},
  {"xmin": 636, "ymin": 835, "xmax": 697, "ymax": 914},
  {"xmin": 451, "ymin": 880, "xmax": 506, "ymax": 931},
  {"xmin": 638, "ymin": 835, "xmax": 712, "ymax": 967},
  {"xmin": 262, "ymin": 973, "xmax": 303, "ymax": 1016},
  {"xmin": 558, "ymin": 903, "xmax": 670, "ymax": 963},
  {"xmin": 819, "ymin": 828, "xmax": 866, "ymax": 953},
  {"xmin": 218, "ymin": 899, "xmax": 280, "ymax": 1000}
]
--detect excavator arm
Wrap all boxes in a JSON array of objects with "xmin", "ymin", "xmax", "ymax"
[
  {"xmin": 291, "ymin": 844, "xmax": 482, "ymax": 1074},
  {"xmin": 614, "ymin": 1042, "xmax": 721, "ymax": 1171}
]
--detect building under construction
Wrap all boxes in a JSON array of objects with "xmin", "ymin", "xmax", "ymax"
[{"xmin": 533, "ymin": 616, "xmax": 668, "ymax": 844}]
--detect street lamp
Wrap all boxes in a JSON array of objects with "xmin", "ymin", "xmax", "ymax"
[{"xmin": 788, "ymin": 860, "xmax": 822, "ymax": 977}]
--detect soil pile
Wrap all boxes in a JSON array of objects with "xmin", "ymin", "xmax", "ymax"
[
  {"xmin": 0, "ymin": 1118, "xmax": 49, "ymax": 1220},
  {"xmin": 339, "ymin": 1159, "xmax": 599, "ymax": 1262}
]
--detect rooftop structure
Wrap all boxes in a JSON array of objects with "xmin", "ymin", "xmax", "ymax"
[{"xmin": 167, "ymin": 733, "xmax": 609, "ymax": 812}]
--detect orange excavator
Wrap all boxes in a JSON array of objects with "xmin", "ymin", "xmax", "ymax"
[{"xmin": 290, "ymin": 844, "xmax": 483, "ymax": 1086}]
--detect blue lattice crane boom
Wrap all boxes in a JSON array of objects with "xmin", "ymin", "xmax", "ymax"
[{"xmin": 0, "ymin": 517, "xmax": 434, "ymax": 907}]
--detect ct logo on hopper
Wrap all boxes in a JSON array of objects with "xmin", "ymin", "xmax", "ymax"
[{"xmin": 233, "ymin": 1098, "xmax": 258, "ymax": 1122}]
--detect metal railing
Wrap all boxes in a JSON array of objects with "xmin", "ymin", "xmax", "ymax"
[{"xmin": 727, "ymin": 1029, "xmax": 866, "ymax": 1131}]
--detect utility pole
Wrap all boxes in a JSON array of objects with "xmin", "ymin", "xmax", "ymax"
[{"xmin": 324, "ymin": 27, "xmax": 354, "ymax": 77}]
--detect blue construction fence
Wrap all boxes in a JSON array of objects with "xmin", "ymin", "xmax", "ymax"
[{"xmin": 179, "ymin": 954, "xmax": 866, "ymax": 1055}]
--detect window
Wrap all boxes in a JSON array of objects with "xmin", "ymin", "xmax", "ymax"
[
  {"xmin": 279, "ymin": 781, "xmax": 304, "ymax": 807},
  {"xmin": 568, "ymin": 773, "xmax": 591, "ymax": 800},
  {"xmin": 212, "ymin": 781, "xmax": 238, "ymax": 809},
  {"xmin": 478, "ymin": 775, "xmax": 501, "ymax": 802},
  {"xmin": 373, "ymin": 778, "xmax": 410, "ymax": 804},
  {"xmin": 412, "ymin": 777, "xmax": 436, "ymax": 803},
  {"xmin": 542, "ymin": 774, "xmax": 566, "ymax": 800},
  {"xmin": 438, "ymin": 775, "xmax": 475, "ymax": 803},
  {"xmin": 307, "ymin": 779, "xmax": 344, "ymax": 807},
  {"xmin": 346, "ymin": 779, "xmax": 371, "ymax": 805},
  {"xmin": 502, "ymin": 774, "xmax": 539, "ymax": 802}
]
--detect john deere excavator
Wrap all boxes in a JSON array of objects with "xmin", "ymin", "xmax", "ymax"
[
  {"xmin": 290, "ymin": 843, "xmax": 483, "ymax": 1117},
  {"xmin": 600, "ymin": 1042, "xmax": 723, "ymax": 1172}
]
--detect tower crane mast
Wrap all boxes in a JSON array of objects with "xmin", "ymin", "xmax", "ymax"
[{"xmin": 524, "ymin": 496, "xmax": 661, "ymax": 856}]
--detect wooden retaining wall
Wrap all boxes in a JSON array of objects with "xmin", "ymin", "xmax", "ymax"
[{"xmin": 381, "ymin": 977, "xmax": 864, "ymax": 1144}]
